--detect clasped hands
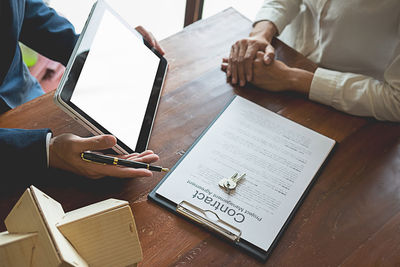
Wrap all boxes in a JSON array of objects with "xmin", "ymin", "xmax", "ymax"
[
  {"xmin": 221, "ymin": 36, "xmax": 293, "ymax": 92},
  {"xmin": 221, "ymin": 21, "xmax": 312, "ymax": 95}
]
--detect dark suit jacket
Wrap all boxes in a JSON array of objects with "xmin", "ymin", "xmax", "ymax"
[
  {"xmin": 0, "ymin": 128, "xmax": 51, "ymax": 177},
  {"xmin": 0, "ymin": 0, "xmax": 78, "ymax": 178}
]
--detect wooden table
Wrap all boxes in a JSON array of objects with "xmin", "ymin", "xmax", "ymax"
[{"xmin": 1, "ymin": 9, "xmax": 399, "ymax": 266}]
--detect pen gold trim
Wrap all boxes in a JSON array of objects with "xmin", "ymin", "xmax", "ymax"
[{"xmin": 81, "ymin": 153, "xmax": 107, "ymax": 165}]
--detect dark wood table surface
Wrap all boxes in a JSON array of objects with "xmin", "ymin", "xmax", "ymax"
[{"xmin": 1, "ymin": 8, "xmax": 399, "ymax": 266}]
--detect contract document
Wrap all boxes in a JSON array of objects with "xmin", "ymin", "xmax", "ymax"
[{"xmin": 152, "ymin": 96, "xmax": 335, "ymax": 258}]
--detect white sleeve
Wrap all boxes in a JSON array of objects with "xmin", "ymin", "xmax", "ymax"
[
  {"xmin": 254, "ymin": 0, "xmax": 302, "ymax": 34},
  {"xmin": 46, "ymin": 132, "xmax": 52, "ymax": 167},
  {"xmin": 309, "ymin": 48, "xmax": 400, "ymax": 121}
]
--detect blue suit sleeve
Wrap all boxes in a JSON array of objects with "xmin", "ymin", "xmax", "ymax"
[
  {"xmin": 0, "ymin": 128, "xmax": 51, "ymax": 177},
  {"xmin": 20, "ymin": 0, "xmax": 79, "ymax": 66}
]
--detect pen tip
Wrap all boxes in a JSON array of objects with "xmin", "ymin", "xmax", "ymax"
[{"xmin": 162, "ymin": 168, "xmax": 170, "ymax": 172}]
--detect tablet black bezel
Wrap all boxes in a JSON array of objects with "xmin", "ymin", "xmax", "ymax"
[{"xmin": 58, "ymin": 0, "xmax": 167, "ymax": 153}]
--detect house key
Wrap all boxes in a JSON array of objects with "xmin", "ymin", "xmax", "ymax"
[
  {"xmin": 219, "ymin": 173, "xmax": 246, "ymax": 193},
  {"xmin": 224, "ymin": 173, "xmax": 246, "ymax": 191},
  {"xmin": 218, "ymin": 177, "xmax": 231, "ymax": 189}
]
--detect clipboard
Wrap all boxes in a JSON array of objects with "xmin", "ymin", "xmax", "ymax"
[
  {"xmin": 148, "ymin": 194, "xmax": 270, "ymax": 261},
  {"xmin": 148, "ymin": 96, "xmax": 336, "ymax": 261}
]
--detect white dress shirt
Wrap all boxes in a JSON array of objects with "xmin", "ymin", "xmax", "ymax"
[
  {"xmin": 46, "ymin": 132, "xmax": 52, "ymax": 167},
  {"xmin": 255, "ymin": 0, "xmax": 400, "ymax": 121}
]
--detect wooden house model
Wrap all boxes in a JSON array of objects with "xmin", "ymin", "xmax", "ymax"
[{"xmin": 0, "ymin": 186, "xmax": 142, "ymax": 267}]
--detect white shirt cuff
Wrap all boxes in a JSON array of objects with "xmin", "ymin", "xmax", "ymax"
[
  {"xmin": 46, "ymin": 132, "xmax": 52, "ymax": 167},
  {"xmin": 254, "ymin": 8, "xmax": 288, "ymax": 35},
  {"xmin": 309, "ymin": 67, "xmax": 338, "ymax": 106}
]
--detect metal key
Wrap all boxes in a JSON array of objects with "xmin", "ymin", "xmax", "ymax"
[
  {"xmin": 218, "ymin": 178, "xmax": 231, "ymax": 189},
  {"xmin": 224, "ymin": 173, "xmax": 246, "ymax": 190},
  {"xmin": 223, "ymin": 173, "xmax": 238, "ymax": 190},
  {"xmin": 219, "ymin": 173, "xmax": 246, "ymax": 193},
  {"xmin": 219, "ymin": 173, "xmax": 238, "ymax": 193}
]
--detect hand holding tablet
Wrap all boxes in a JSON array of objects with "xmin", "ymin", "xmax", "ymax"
[
  {"xmin": 54, "ymin": 0, "xmax": 168, "ymax": 155},
  {"xmin": 135, "ymin": 25, "xmax": 165, "ymax": 56},
  {"xmin": 51, "ymin": 0, "xmax": 168, "ymax": 178}
]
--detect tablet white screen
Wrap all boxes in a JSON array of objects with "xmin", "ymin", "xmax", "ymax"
[{"xmin": 70, "ymin": 9, "xmax": 160, "ymax": 151}]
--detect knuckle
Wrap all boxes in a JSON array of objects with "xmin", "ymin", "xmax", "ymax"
[
  {"xmin": 244, "ymin": 54, "xmax": 252, "ymax": 61},
  {"xmin": 248, "ymin": 39, "xmax": 256, "ymax": 45},
  {"xmin": 71, "ymin": 142, "xmax": 81, "ymax": 152},
  {"xmin": 86, "ymin": 170, "xmax": 102, "ymax": 179},
  {"xmin": 239, "ymin": 39, "xmax": 247, "ymax": 46}
]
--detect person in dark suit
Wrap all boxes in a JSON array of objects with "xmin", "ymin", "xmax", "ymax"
[{"xmin": 0, "ymin": 0, "xmax": 164, "ymax": 179}]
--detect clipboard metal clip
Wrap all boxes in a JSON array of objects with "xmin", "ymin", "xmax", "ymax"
[{"xmin": 177, "ymin": 201, "xmax": 242, "ymax": 243}]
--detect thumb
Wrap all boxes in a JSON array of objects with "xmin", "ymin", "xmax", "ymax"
[
  {"xmin": 256, "ymin": 51, "xmax": 265, "ymax": 61},
  {"xmin": 80, "ymin": 135, "xmax": 117, "ymax": 152},
  {"xmin": 264, "ymin": 44, "xmax": 275, "ymax": 64}
]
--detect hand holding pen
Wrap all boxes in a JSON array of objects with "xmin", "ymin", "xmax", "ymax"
[
  {"xmin": 81, "ymin": 152, "xmax": 169, "ymax": 172},
  {"xmin": 49, "ymin": 134, "xmax": 165, "ymax": 179}
]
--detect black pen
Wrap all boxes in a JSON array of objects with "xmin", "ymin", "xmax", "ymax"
[{"xmin": 81, "ymin": 152, "xmax": 169, "ymax": 172}]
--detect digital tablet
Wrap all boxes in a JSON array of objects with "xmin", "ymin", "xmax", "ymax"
[{"xmin": 54, "ymin": 0, "xmax": 168, "ymax": 154}]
